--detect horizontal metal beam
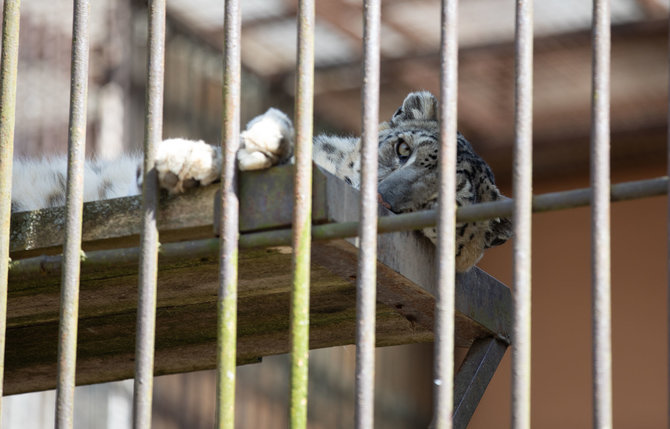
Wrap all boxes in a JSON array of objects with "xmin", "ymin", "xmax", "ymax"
[
  {"xmin": 244, "ymin": 175, "xmax": 668, "ymax": 247},
  {"xmin": 458, "ymin": 176, "xmax": 666, "ymax": 223},
  {"xmin": 10, "ymin": 176, "xmax": 666, "ymax": 269}
]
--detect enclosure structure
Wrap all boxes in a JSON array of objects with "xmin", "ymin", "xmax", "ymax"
[
  {"xmin": 1, "ymin": 1, "xmax": 669, "ymax": 429},
  {"xmin": 7, "ymin": 164, "xmax": 512, "ymax": 428}
]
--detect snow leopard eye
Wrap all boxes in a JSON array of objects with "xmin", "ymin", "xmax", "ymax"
[{"xmin": 395, "ymin": 140, "xmax": 411, "ymax": 162}]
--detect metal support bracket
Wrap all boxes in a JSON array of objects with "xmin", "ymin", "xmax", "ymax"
[{"xmin": 453, "ymin": 337, "xmax": 509, "ymax": 428}]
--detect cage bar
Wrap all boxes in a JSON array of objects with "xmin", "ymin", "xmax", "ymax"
[
  {"xmin": 433, "ymin": 0, "xmax": 458, "ymax": 427},
  {"xmin": 290, "ymin": 0, "xmax": 315, "ymax": 427},
  {"xmin": 0, "ymin": 0, "xmax": 20, "ymax": 418},
  {"xmin": 667, "ymin": 6, "xmax": 670, "ymax": 426},
  {"xmin": 55, "ymin": 1, "xmax": 90, "ymax": 427},
  {"xmin": 511, "ymin": 0, "xmax": 533, "ymax": 428},
  {"xmin": 355, "ymin": 1, "xmax": 381, "ymax": 428},
  {"xmin": 216, "ymin": 0, "xmax": 241, "ymax": 427},
  {"xmin": 591, "ymin": 0, "xmax": 613, "ymax": 428},
  {"xmin": 133, "ymin": 0, "xmax": 166, "ymax": 427}
]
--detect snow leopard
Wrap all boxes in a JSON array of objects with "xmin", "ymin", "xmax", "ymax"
[{"xmin": 11, "ymin": 91, "xmax": 511, "ymax": 271}]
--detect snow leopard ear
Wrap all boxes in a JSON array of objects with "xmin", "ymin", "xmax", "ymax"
[{"xmin": 390, "ymin": 91, "xmax": 438, "ymax": 125}]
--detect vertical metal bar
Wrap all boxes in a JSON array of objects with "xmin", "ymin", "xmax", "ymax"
[
  {"xmin": 0, "ymin": 0, "xmax": 20, "ymax": 420},
  {"xmin": 55, "ymin": 1, "xmax": 90, "ymax": 427},
  {"xmin": 667, "ymin": 7, "xmax": 670, "ymax": 427},
  {"xmin": 133, "ymin": 0, "xmax": 165, "ymax": 427},
  {"xmin": 215, "ymin": 0, "xmax": 240, "ymax": 427},
  {"xmin": 591, "ymin": 0, "xmax": 612, "ymax": 428},
  {"xmin": 355, "ymin": 0, "xmax": 380, "ymax": 428},
  {"xmin": 290, "ymin": 0, "xmax": 314, "ymax": 427},
  {"xmin": 511, "ymin": 1, "xmax": 533, "ymax": 429},
  {"xmin": 433, "ymin": 0, "xmax": 458, "ymax": 427}
]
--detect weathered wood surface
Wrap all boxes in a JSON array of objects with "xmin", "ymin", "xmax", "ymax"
[
  {"xmin": 10, "ymin": 164, "xmax": 327, "ymax": 259},
  {"xmin": 7, "ymin": 164, "xmax": 510, "ymax": 394},
  {"xmin": 7, "ymin": 241, "xmax": 435, "ymax": 395}
]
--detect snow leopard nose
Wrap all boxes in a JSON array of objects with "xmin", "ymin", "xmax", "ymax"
[
  {"xmin": 378, "ymin": 184, "xmax": 404, "ymax": 213},
  {"xmin": 377, "ymin": 193, "xmax": 392, "ymax": 210}
]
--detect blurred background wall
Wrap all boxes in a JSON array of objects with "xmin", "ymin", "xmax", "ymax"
[{"xmin": 2, "ymin": 0, "xmax": 668, "ymax": 427}]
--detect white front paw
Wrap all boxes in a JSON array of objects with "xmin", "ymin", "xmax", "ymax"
[
  {"xmin": 238, "ymin": 149, "xmax": 273, "ymax": 170},
  {"xmin": 238, "ymin": 108, "xmax": 294, "ymax": 171},
  {"xmin": 155, "ymin": 138, "xmax": 221, "ymax": 194}
]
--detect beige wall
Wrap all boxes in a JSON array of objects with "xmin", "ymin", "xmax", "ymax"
[{"xmin": 471, "ymin": 165, "xmax": 668, "ymax": 428}]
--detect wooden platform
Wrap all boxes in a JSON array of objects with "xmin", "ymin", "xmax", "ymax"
[{"xmin": 8, "ymin": 164, "xmax": 511, "ymax": 399}]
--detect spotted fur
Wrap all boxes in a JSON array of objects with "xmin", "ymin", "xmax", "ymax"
[
  {"xmin": 309, "ymin": 91, "xmax": 512, "ymax": 271},
  {"xmin": 12, "ymin": 91, "xmax": 510, "ymax": 271},
  {"xmin": 11, "ymin": 138, "xmax": 220, "ymax": 212}
]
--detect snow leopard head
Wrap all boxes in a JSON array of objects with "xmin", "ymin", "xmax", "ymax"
[{"xmin": 377, "ymin": 91, "xmax": 441, "ymax": 213}]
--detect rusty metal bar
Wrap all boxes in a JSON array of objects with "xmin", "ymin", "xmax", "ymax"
[
  {"xmin": 216, "ymin": 0, "xmax": 241, "ymax": 427},
  {"xmin": 290, "ymin": 0, "xmax": 314, "ymax": 427},
  {"xmin": 511, "ymin": 0, "xmax": 533, "ymax": 428},
  {"xmin": 55, "ymin": 1, "xmax": 90, "ymax": 427},
  {"xmin": 133, "ymin": 0, "xmax": 165, "ymax": 427},
  {"xmin": 433, "ymin": 0, "xmax": 458, "ymax": 427},
  {"xmin": 591, "ymin": 0, "xmax": 613, "ymax": 428},
  {"xmin": 355, "ymin": 1, "xmax": 381, "ymax": 428},
  {"xmin": 0, "ymin": 0, "xmax": 20, "ymax": 418}
]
